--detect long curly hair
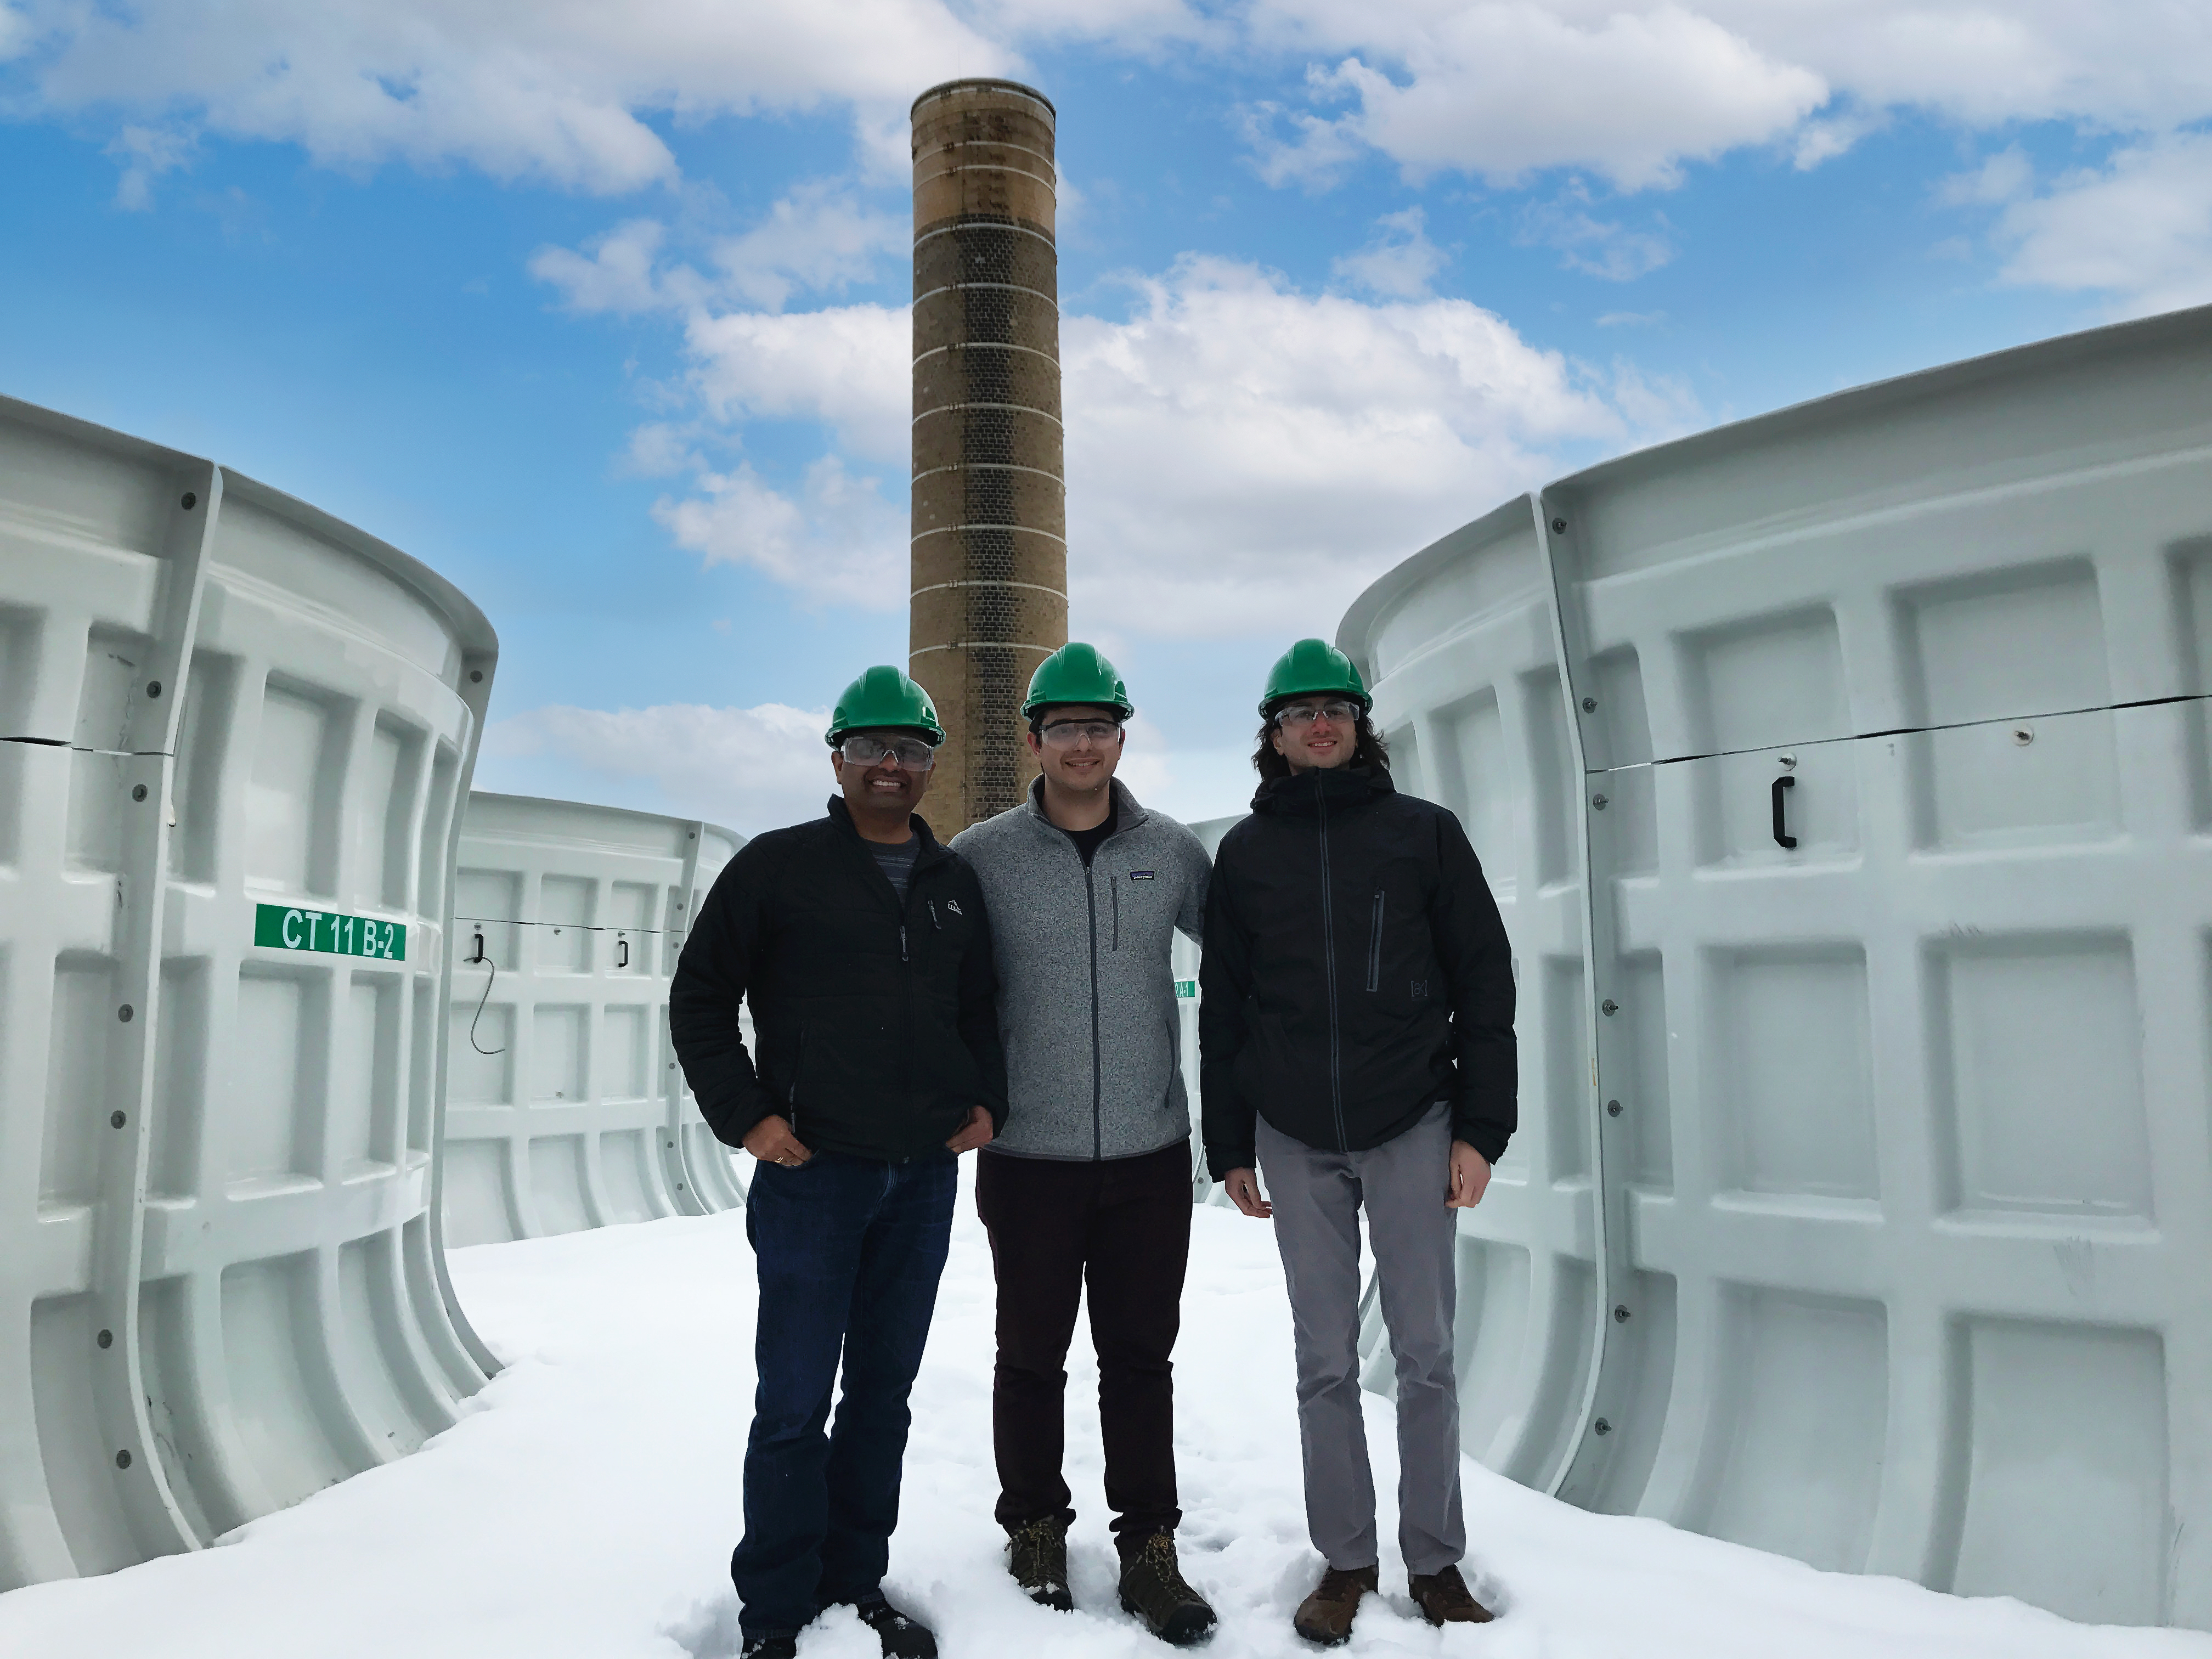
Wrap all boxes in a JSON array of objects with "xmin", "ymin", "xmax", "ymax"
[{"xmin": 1251, "ymin": 702, "xmax": 1392, "ymax": 782}]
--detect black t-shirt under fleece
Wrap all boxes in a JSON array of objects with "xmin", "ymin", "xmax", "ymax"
[{"xmin": 1059, "ymin": 800, "xmax": 1118, "ymax": 866}]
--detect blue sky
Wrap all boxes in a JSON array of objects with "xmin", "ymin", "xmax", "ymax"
[{"xmin": 4, "ymin": 1, "xmax": 2208, "ymax": 830}]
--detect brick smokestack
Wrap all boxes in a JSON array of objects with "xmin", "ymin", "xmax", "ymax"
[{"xmin": 909, "ymin": 78, "xmax": 1068, "ymax": 837}]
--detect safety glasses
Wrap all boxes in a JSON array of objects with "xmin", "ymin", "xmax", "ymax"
[
  {"xmin": 839, "ymin": 733, "xmax": 937, "ymax": 770},
  {"xmin": 1037, "ymin": 720, "xmax": 1124, "ymax": 748},
  {"xmin": 1274, "ymin": 700, "xmax": 1362, "ymax": 730}
]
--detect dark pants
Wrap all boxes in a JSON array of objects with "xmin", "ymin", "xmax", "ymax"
[
  {"xmin": 975, "ymin": 1141, "xmax": 1192, "ymax": 1543},
  {"xmin": 733, "ymin": 1150, "xmax": 956, "ymax": 1639}
]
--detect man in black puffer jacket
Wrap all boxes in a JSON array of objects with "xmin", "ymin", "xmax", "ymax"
[
  {"xmin": 1200, "ymin": 638, "xmax": 1515, "ymax": 1646},
  {"xmin": 672, "ymin": 665, "xmax": 1005, "ymax": 1659}
]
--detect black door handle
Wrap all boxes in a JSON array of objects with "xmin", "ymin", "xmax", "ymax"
[{"xmin": 1772, "ymin": 775, "xmax": 1798, "ymax": 849}]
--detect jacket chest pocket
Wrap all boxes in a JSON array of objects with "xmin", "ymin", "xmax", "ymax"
[
  {"xmin": 914, "ymin": 892, "xmax": 974, "ymax": 966},
  {"xmin": 1365, "ymin": 889, "xmax": 1386, "ymax": 992},
  {"xmin": 1112, "ymin": 866, "xmax": 1182, "ymax": 951},
  {"xmin": 1360, "ymin": 857, "xmax": 1435, "ymax": 1000}
]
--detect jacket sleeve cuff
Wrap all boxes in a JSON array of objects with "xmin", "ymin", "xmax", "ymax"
[
  {"xmin": 1451, "ymin": 1105, "xmax": 1513, "ymax": 1167},
  {"xmin": 1205, "ymin": 1145, "xmax": 1256, "ymax": 1182},
  {"xmin": 700, "ymin": 1088, "xmax": 775, "ymax": 1150}
]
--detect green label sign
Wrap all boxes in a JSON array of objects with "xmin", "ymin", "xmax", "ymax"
[
  {"xmin": 254, "ymin": 903, "xmax": 406, "ymax": 962},
  {"xmin": 1175, "ymin": 978, "xmax": 1197, "ymax": 999}
]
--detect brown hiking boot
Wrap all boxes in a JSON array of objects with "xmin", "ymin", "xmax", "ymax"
[
  {"xmin": 1291, "ymin": 1564, "xmax": 1378, "ymax": 1646},
  {"xmin": 1118, "ymin": 1532, "xmax": 1217, "ymax": 1646},
  {"xmin": 1007, "ymin": 1516, "xmax": 1075, "ymax": 1612},
  {"xmin": 1409, "ymin": 1564, "xmax": 1494, "ymax": 1625}
]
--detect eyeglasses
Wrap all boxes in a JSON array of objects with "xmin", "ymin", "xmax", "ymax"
[
  {"xmin": 1274, "ymin": 700, "xmax": 1363, "ymax": 730},
  {"xmin": 1037, "ymin": 720, "xmax": 1123, "ymax": 748},
  {"xmin": 839, "ymin": 733, "xmax": 937, "ymax": 770}
]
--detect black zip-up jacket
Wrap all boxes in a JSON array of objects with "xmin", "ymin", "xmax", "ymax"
[
  {"xmin": 670, "ymin": 797, "xmax": 1007, "ymax": 1163},
  {"xmin": 1199, "ymin": 765, "xmax": 1516, "ymax": 1178}
]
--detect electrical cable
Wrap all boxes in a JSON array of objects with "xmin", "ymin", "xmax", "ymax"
[{"xmin": 464, "ymin": 930, "xmax": 505, "ymax": 1056}]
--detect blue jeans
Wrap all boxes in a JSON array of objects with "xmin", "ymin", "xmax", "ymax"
[{"xmin": 733, "ymin": 1150, "xmax": 957, "ymax": 1639}]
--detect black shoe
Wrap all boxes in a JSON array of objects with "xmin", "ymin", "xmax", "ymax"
[
  {"xmin": 852, "ymin": 1593, "xmax": 938, "ymax": 1658},
  {"xmin": 1008, "ymin": 1515, "xmax": 1075, "ymax": 1612},
  {"xmin": 1118, "ymin": 1533, "xmax": 1217, "ymax": 1647},
  {"xmin": 738, "ymin": 1637, "xmax": 798, "ymax": 1659}
]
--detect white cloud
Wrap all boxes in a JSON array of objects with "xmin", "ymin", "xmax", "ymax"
[
  {"xmin": 682, "ymin": 302, "xmax": 910, "ymax": 461},
  {"xmin": 104, "ymin": 122, "xmax": 195, "ymax": 209},
  {"xmin": 1519, "ymin": 187, "xmax": 1674, "ymax": 280},
  {"xmin": 532, "ymin": 183, "xmax": 905, "ymax": 321},
  {"xmin": 967, "ymin": 0, "xmax": 1219, "ymax": 50},
  {"xmin": 1987, "ymin": 131, "xmax": 2212, "ymax": 317},
  {"xmin": 530, "ymin": 218, "xmax": 673, "ymax": 314},
  {"xmin": 1691, "ymin": 1, "xmax": 2212, "ymax": 134},
  {"xmin": 0, "ymin": 4, "xmax": 35, "ymax": 61},
  {"xmin": 1248, "ymin": 3, "xmax": 1827, "ymax": 191},
  {"xmin": 1937, "ymin": 146, "xmax": 2035, "ymax": 208},
  {"xmin": 1057, "ymin": 256, "xmax": 1687, "ymax": 636},
  {"xmin": 1240, "ymin": 86, "xmax": 1377, "ymax": 191},
  {"xmin": 1243, "ymin": 2, "xmax": 2212, "ymax": 191},
  {"xmin": 484, "ymin": 700, "xmax": 833, "ymax": 836},
  {"xmin": 9, "ymin": 0, "xmax": 1009, "ymax": 194},
  {"xmin": 1330, "ymin": 206, "xmax": 1448, "ymax": 297},
  {"xmin": 708, "ymin": 180, "xmax": 906, "ymax": 311},
  {"xmin": 618, "ymin": 422, "xmax": 696, "ymax": 478},
  {"xmin": 21, "ymin": 0, "xmax": 2212, "ymax": 225},
  {"xmin": 1791, "ymin": 106, "xmax": 1887, "ymax": 171},
  {"xmin": 12, "ymin": 0, "xmax": 2212, "ymax": 220},
  {"xmin": 653, "ymin": 456, "xmax": 908, "ymax": 609},
  {"xmin": 637, "ymin": 254, "xmax": 1697, "ymax": 634}
]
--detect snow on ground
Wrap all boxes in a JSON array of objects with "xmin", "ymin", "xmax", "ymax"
[{"xmin": 3, "ymin": 1167, "xmax": 2207, "ymax": 1659}]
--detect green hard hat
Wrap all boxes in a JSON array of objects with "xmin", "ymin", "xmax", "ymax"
[
  {"xmin": 1023, "ymin": 641, "xmax": 1135, "ymax": 720},
  {"xmin": 825, "ymin": 665, "xmax": 945, "ymax": 747},
  {"xmin": 1260, "ymin": 637, "xmax": 1370, "ymax": 716}
]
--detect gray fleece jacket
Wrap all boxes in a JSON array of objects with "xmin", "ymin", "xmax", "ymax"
[{"xmin": 951, "ymin": 777, "xmax": 1210, "ymax": 1160}]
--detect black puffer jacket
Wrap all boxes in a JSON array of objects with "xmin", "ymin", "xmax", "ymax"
[
  {"xmin": 1199, "ymin": 765, "xmax": 1516, "ymax": 1177},
  {"xmin": 671, "ymin": 797, "xmax": 1007, "ymax": 1163}
]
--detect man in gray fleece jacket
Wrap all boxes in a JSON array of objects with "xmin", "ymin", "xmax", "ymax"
[{"xmin": 950, "ymin": 642, "xmax": 1216, "ymax": 1647}]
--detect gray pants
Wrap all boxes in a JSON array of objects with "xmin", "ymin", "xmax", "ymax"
[{"xmin": 1257, "ymin": 1104, "xmax": 1464, "ymax": 1577}]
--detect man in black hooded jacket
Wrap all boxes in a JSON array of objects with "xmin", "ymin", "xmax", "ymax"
[{"xmin": 1200, "ymin": 638, "xmax": 1516, "ymax": 1646}]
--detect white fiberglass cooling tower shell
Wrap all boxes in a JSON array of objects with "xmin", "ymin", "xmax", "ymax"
[
  {"xmin": 442, "ymin": 793, "xmax": 747, "ymax": 1244},
  {"xmin": 0, "ymin": 394, "xmax": 496, "ymax": 1588},
  {"xmin": 1336, "ymin": 303, "xmax": 2212, "ymax": 1630},
  {"xmin": 1173, "ymin": 814, "xmax": 1243, "ymax": 1198}
]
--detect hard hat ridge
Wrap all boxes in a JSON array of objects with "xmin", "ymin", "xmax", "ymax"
[
  {"xmin": 1023, "ymin": 641, "xmax": 1135, "ymax": 720},
  {"xmin": 825, "ymin": 665, "xmax": 946, "ymax": 747},
  {"xmin": 1260, "ymin": 638, "xmax": 1370, "ymax": 716}
]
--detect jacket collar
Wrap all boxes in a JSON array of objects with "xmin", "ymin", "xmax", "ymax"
[
  {"xmin": 1251, "ymin": 764, "xmax": 1396, "ymax": 818},
  {"xmin": 825, "ymin": 794, "xmax": 952, "ymax": 867},
  {"xmin": 1022, "ymin": 773, "xmax": 1148, "ymax": 835}
]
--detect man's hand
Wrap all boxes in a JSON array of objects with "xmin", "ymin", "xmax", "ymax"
[
  {"xmin": 946, "ymin": 1104, "xmax": 994, "ymax": 1154},
  {"xmin": 743, "ymin": 1114, "xmax": 813, "ymax": 1169},
  {"xmin": 1221, "ymin": 1167, "xmax": 1272, "ymax": 1219},
  {"xmin": 1448, "ymin": 1140, "xmax": 1492, "ymax": 1209}
]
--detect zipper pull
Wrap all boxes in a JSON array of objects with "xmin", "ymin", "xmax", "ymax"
[
  {"xmin": 900, "ymin": 925, "xmax": 909, "ymax": 962},
  {"xmin": 928, "ymin": 900, "xmax": 941, "ymax": 930}
]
